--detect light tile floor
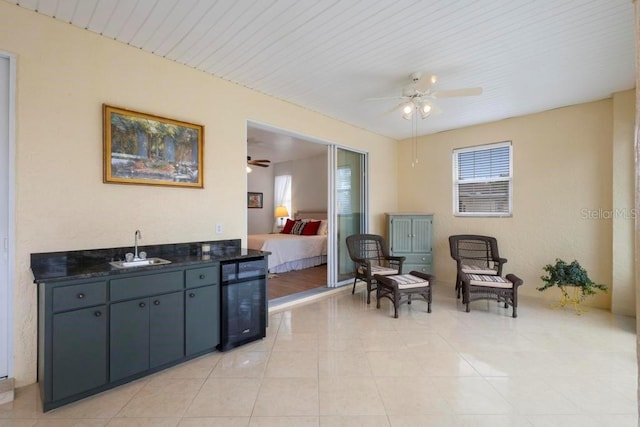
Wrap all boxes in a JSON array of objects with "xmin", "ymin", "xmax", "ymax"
[{"xmin": 1, "ymin": 283, "xmax": 637, "ymax": 426}]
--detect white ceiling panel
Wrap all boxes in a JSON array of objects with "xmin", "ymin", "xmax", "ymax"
[{"xmin": 7, "ymin": 0, "xmax": 635, "ymax": 140}]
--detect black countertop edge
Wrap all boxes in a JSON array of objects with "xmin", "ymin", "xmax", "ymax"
[{"xmin": 31, "ymin": 239, "xmax": 270, "ymax": 284}]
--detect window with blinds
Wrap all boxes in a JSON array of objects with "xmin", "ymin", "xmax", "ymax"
[{"xmin": 453, "ymin": 142, "xmax": 512, "ymax": 216}]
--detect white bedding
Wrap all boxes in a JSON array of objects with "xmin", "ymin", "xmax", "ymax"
[{"xmin": 247, "ymin": 233, "xmax": 327, "ymax": 272}]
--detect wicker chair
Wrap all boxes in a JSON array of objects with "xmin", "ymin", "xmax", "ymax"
[
  {"xmin": 448, "ymin": 235, "xmax": 507, "ymax": 299},
  {"xmin": 345, "ymin": 234, "xmax": 405, "ymax": 304}
]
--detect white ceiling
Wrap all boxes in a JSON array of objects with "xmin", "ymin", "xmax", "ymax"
[{"xmin": 8, "ymin": 0, "xmax": 636, "ymax": 142}]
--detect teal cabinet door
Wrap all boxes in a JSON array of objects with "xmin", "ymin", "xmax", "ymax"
[
  {"xmin": 411, "ymin": 217, "xmax": 433, "ymax": 253},
  {"xmin": 150, "ymin": 291, "xmax": 184, "ymax": 368},
  {"xmin": 389, "ymin": 216, "xmax": 412, "ymax": 253},
  {"xmin": 52, "ymin": 305, "xmax": 107, "ymax": 401},
  {"xmin": 185, "ymin": 285, "xmax": 220, "ymax": 355},
  {"xmin": 110, "ymin": 298, "xmax": 149, "ymax": 382}
]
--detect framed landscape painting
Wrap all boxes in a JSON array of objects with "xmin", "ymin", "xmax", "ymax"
[{"xmin": 103, "ymin": 104, "xmax": 204, "ymax": 188}]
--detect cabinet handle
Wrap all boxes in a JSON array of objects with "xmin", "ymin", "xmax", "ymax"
[
  {"xmin": 139, "ymin": 302, "xmax": 146, "ymax": 308},
  {"xmin": 77, "ymin": 293, "xmax": 85, "ymax": 299},
  {"xmin": 94, "ymin": 310, "xmax": 101, "ymax": 317},
  {"xmin": 199, "ymin": 274, "xmax": 205, "ymax": 279},
  {"xmin": 153, "ymin": 300, "xmax": 160, "ymax": 305},
  {"xmin": 189, "ymin": 293, "xmax": 195, "ymax": 298}
]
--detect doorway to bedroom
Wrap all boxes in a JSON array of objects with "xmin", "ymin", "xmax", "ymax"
[{"xmin": 246, "ymin": 122, "xmax": 367, "ymax": 301}]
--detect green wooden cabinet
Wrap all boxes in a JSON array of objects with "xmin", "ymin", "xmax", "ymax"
[
  {"xmin": 386, "ymin": 213, "xmax": 433, "ymax": 274},
  {"xmin": 37, "ymin": 262, "xmax": 225, "ymax": 412},
  {"xmin": 110, "ymin": 297, "xmax": 150, "ymax": 382},
  {"xmin": 110, "ymin": 291, "xmax": 185, "ymax": 382},
  {"xmin": 52, "ymin": 304, "xmax": 107, "ymax": 401},
  {"xmin": 186, "ymin": 285, "xmax": 220, "ymax": 355}
]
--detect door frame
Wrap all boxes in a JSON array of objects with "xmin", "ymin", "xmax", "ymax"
[
  {"xmin": 0, "ymin": 51, "xmax": 16, "ymax": 379},
  {"xmin": 245, "ymin": 120, "xmax": 369, "ymax": 289},
  {"xmin": 328, "ymin": 145, "xmax": 369, "ymax": 287}
]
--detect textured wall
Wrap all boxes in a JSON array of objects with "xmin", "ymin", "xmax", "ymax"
[
  {"xmin": 0, "ymin": 3, "xmax": 398, "ymax": 386},
  {"xmin": 397, "ymin": 99, "xmax": 618, "ymax": 309}
]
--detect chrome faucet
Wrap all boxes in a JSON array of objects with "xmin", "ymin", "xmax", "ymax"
[{"xmin": 134, "ymin": 229, "xmax": 142, "ymax": 260}]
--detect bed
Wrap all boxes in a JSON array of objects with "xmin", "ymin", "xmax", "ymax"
[{"xmin": 247, "ymin": 211, "xmax": 327, "ymax": 273}]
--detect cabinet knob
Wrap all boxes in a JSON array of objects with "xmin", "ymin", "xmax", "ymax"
[
  {"xmin": 153, "ymin": 300, "xmax": 160, "ymax": 305},
  {"xmin": 189, "ymin": 293, "xmax": 195, "ymax": 298},
  {"xmin": 77, "ymin": 293, "xmax": 85, "ymax": 299},
  {"xmin": 199, "ymin": 274, "xmax": 205, "ymax": 279},
  {"xmin": 139, "ymin": 302, "xmax": 146, "ymax": 308},
  {"xmin": 94, "ymin": 310, "xmax": 101, "ymax": 317}
]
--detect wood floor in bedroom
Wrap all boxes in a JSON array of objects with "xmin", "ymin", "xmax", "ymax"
[{"xmin": 268, "ymin": 264, "xmax": 327, "ymax": 299}]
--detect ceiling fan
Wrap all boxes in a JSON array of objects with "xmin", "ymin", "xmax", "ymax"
[
  {"xmin": 247, "ymin": 156, "xmax": 271, "ymax": 168},
  {"xmin": 367, "ymin": 72, "xmax": 483, "ymax": 119}
]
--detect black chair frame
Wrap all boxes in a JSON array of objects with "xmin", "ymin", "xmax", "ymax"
[
  {"xmin": 345, "ymin": 234, "xmax": 405, "ymax": 304},
  {"xmin": 375, "ymin": 271, "xmax": 434, "ymax": 318},
  {"xmin": 461, "ymin": 273, "xmax": 523, "ymax": 318},
  {"xmin": 448, "ymin": 235, "xmax": 507, "ymax": 299}
]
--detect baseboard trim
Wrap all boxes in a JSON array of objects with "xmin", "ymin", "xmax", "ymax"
[
  {"xmin": 269, "ymin": 282, "xmax": 356, "ymax": 313},
  {"xmin": 0, "ymin": 377, "xmax": 15, "ymax": 405}
]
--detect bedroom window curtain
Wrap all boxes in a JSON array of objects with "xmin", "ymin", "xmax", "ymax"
[{"xmin": 274, "ymin": 174, "xmax": 292, "ymax": 222}]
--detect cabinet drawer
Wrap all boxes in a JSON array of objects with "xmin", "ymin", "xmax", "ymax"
[
  {"xmin": 186, "ymin": 265, "xmax": 219, "ymax": 288},
  {"xmin": 53, "ymin": 282, "xmax": 107, "ymax": 312},
  {"xmin": 404, "ymin": 263, "xmax": 432, "ymax": 275},
  {"xmin": 110, "ymin": 271, "xmax": 183, "ymax": 301},
  {"xmin": 402, "ymin": 254, "xmax": 432, "ymax": 265}
]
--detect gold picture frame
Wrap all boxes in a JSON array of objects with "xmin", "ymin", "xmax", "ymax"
[{"xmin": 103, "ymin": 104, "xmax": 204, "ymax": 188}]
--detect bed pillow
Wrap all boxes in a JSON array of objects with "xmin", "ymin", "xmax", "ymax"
[
  {"xmin": 301, "ymin": 220, "xmax": 321, "ymax": 235},
  {"xmin": 281, "ymin": 218, "xmax": 296, "ymax": 234},
  {"xmin": 291, "ymin": 220, "xmax": 306, "ymax": 235},
  {"xmin": 317, "ymin": 220, "xmax": 328, "ymax": 235}
]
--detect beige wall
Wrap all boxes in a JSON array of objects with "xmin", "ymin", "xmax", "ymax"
[
  {"xmin": 398, "ymin": 99, "xmax": 626, "ymax": 310},
  {"xmin": 0, "ymin": 3, "xmax": 398, "ymax": 386},
  {"xmin": 248, "ymin": 153, "xmax": 329, "ymax": 234},
  {"xmin": 247, "ymin": 164, "xmax": 275, "ymax": 235}
]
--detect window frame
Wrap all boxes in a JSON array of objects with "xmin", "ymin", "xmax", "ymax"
[{"xmin": 452, "ymin": 141, "xmax": 513, "ymax": 217}]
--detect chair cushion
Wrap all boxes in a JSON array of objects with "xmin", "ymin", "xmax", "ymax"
[
  {"xmin": 461, "ymin": 264, "xmax": 498, "ymax": 275},
  {"xmin": 467, "ymin": 274, "xmax": 513, "ymax": 289},
  {"xmin": 358, "ymin": 265, "xmax": 398, "ymax": 276},
  {"xmin": 391, "ymin": 274, "xmax": 429, "ymax": 290}
]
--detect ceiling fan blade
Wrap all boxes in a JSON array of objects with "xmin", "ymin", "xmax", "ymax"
[
  {"xmin": 414, "ymin": 73, "xmax": 437, "ymax": 93},
  {"xmin": 250, "ymin": 159, "xmax": 270, "ymax": 163},
  {"xmin": 365, "ymin": 95, "xmax": 409, "ymax": 102},
  {"xmin": 251, "ymin": 163, "xmax": 269, "ymax": 167},
  {"xmin": 380, "ymin": 101, "xmax": 412, "ymax": 117},
  {"xmin": 433, "ymin": 87, "xmax": 483, "ymax": 98}
]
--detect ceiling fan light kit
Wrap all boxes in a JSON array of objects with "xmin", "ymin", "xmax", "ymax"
[{"xmin": 368, "ymin": 71, "xmax": 482, "ymax": 121}]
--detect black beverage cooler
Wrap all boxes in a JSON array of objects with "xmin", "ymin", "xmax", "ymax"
[{"xmin": 218, "ymin": 257, "xmax": 267, "ymax": 351}]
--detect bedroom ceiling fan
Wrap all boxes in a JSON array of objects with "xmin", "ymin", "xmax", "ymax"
[
  {"xmin": 247, "ymin": 156, "xmax": 270, "ymax": 167},
  {"xmin": 246, "ymin": 156, "xmax": 270, "ymax": 173},
  {"xmin": 367, "ymin": 72, "xmax": 483, "ymax": 119}
]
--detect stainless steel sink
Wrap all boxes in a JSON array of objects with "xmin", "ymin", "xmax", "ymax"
[{"xmin": 109, "ymin": 257, "xmax": 172, "ymax": 269}]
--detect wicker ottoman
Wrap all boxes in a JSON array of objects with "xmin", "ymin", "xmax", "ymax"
[
  {"xmin": 461, "ymin": 273, "xmax": 524, "ymax": 317},
  {"xmin": 374, "ymin": 271, "xmax": 434, "ymax": 318}
]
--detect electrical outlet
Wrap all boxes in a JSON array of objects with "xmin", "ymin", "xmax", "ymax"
[{"xmin": 215, "ymin": 224, "xmax": 223, "ymax": 234}]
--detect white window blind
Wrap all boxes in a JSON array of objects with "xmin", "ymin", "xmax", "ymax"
[{"xmin": 453, "ymin": 142, "xmax": 512, "ymax": 216}]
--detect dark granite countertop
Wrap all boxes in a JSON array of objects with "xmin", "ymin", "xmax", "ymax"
[{"xmin": 31, "ymin": 239, "xmax": 269, "ymax": 283}]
